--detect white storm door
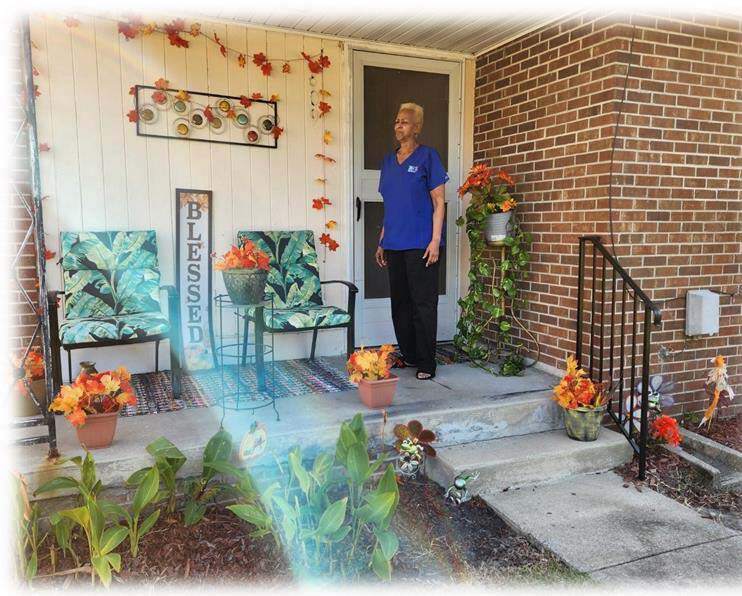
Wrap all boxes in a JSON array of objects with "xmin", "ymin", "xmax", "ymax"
[{"xmin": 352, "ymin": 50, "xmax": 461, "ymax": 347}]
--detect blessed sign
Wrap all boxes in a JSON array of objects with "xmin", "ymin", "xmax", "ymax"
[{"xmin": 175, "ymin": 189, "xmax": 215, "ymax": 370}]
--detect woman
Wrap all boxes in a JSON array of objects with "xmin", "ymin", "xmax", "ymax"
[{"xmin": 375, "ymin": 102, "xmax": 448, "ymax": 380}]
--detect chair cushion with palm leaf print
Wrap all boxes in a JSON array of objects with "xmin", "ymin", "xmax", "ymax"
[
  {"xmin": 58, "ymin": 231, "xmax": 170, "ymax": 345},
  {"xmin": 236, "ymin": 230, "xmax": 349, "ymax": 331}
]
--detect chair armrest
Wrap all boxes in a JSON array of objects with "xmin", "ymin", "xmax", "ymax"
[
  {"xmin": 159, "ymin": 285, "xmax": 178, "ymax": 298},
  {"xmin": 47, "ymin": 290, "xmax": 63, "ymax": 309},
  {"xmin": 320, "ymin": 280, "xmax": 359, "ymax": 294}
]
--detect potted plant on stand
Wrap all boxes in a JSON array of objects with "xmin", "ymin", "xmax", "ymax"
[
  {"xmin": 214, "ymin": 240, "xmax": 271, "ymax": 305},
  {"xmin": 10, "ymin": 348, "xmax": 45, "ymax": 417},
  {"xmin": 49, "ymin": 366, "xmax": 137, "ymax": 449},
  {"xmin": 458, "ymin": 164, "xmax": 518, "ymax": 246},
  {"xmin": 347, "ymin": 344, "xmax": 398, "ymax": 409},
  {"xmin": 552, "ymin": 355, "xmax": 607, "ymax": 441}
]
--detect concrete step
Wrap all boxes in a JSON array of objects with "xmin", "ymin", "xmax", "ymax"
[{"xmin": 425, "ymin": 428, "xmax": 634, "ymax": 492}]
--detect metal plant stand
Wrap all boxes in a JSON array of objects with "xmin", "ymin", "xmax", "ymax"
[{"xmin": 213, "ymin": 294, "xmax": 279, "ymax": 420}]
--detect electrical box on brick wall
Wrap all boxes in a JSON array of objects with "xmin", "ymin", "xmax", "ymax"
[{"xmin": 685, "ymin": 290, "xmax": 719, "ymax": 336}]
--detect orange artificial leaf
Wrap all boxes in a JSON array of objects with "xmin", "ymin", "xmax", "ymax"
[
  {"xmin": 261, "ymin": 62, "xmax": 272, "ymax": 76},
  {"xmin": 226, "ymin": 108, "xmax": 236, "ymax": 119},
  {"xmin": 252, "ymin": 52, "xmax": 267, "ymax": 66},
  {"xmin": 213, "ymin": 33, "xmax": 227, "ymax": 57},
  {"xmin": 152, "ymin": 90, "xmax": 167, "ymax": 104},
  {"xmin": 118, "ymin": 21, "xmax": 139, "ymax": 40},
  {"xmin": 175, "ymin": 89, "xmax": 190, "ymax": 101},
  {"xmin": 168, "ymin": 32, "xmax": 189, "ymax": 48},
  {"xmin": 204, "ymin": 106, "xmax": 214, "ymax": 122},
  {"xmin": 239, "ymin": 95, "xmax": 252, "ymax": 108},
  {"xmin": 154, "ymin": 78, "xmax": 170, "ymax": 90},
  {"xmin": 315, "ymin": 177, "xmax": 327, "ymax": 184},
  {"xmin": 164, "ymin": 18, "xmax": 185, "ymax": 33},
  {"xmin": 238, "ymin": 53, "xmax": 246, "ymax": 68},
  {"xmin": 318, "ymin": 54, "xmax": 331, "ymax": 70},
  {"xmin": 318, "ymin": 101, "xmax": 331, "ymax": 116},
  {"xmin": 319, "ymin": 89, "xmax": 331, "ymax": 97},
  {"xmin": 190, "ymin": 23, "xmax": 201, "ymax": 37},
  {"xmin": 64, "ymin": 17, "xmax": 80, "ymax": 28},
  {"xmin": 312, "ymin": 199, "xmax": 325, "ymax": 210},
  {"xmin": 319, "ymin": 232, "xmax": 331, "ymax": 245},
  {"xmin": 129, "ymin": 85, "xmax": 137, "ymax": 96},
  {"xmin": 32, "ymin": 66, "xmax": 39, "ymax": 76},
  {"xmin": 45, "ymin": 249, "xmax": 56, "ymax": 260},
  {"xmin": 323, "ymin": 131, "xmax": 333, "ymax": 144},
  {"xmin": 282, "ymin": 62, "xmax": 291, "ymax": 74},
  {"xmin": 127, "ymin": 110, "xmax": 139, "ymax": 122},
  {"xmin": 269, "ymin": 94, "xmax": 280, "ymax": 102},
  {"xmin": 251, "ymin": 92, "xmax": 263, "ymax": 99},
  {"xmin": 326, "ymin": 220, "xmax": 337, "ymax": 230},
  {"xmin": 271, "ymin": 126, "xmax": 284, "ymax": 140},
  {"xmin": 327, "ymin": 238, "xmax": 339, "ymax": 251},
  {"xmin": 34, "ymin": 85, "xmax": 40, "ymax": 98},
  {"xmin": 38, "ymin": 143, "xmax": 50, "ymax": 152},
  {"xmin": 315, "ymin": 153, "xmax": 336, "ymax": 164},
  {"xmin": 141, "ymin": 23, "xmax": 156, "ymax": 36}
]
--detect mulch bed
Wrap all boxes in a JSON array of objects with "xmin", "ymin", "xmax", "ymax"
[
  {"xmin": 617, "ymin": 445, "xmax": 742, "ymax": 531},
  {"xmin": 33, "ymin": 475, "xmax": 581, "ymax": 586},
  {"xmin": 680, "ymin": 413, "xmax": 741, "ymax": 452}
]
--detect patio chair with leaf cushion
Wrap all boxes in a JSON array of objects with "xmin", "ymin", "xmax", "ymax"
[
  {"xmin": 47, "ymin": 230, "xmax": 182, "ymax": 397},
  {"xmin": 236, "ymin": 230, "xmax": 358, "ymax": 360}
]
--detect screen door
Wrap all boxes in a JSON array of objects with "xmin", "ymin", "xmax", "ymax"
[{"xmin": 352, "ymin": 50, "xmax": 461, "ymax": 347}]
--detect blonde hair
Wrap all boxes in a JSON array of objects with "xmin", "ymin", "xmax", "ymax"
[{"xmin": 398, "ymin": 102, "xmax": 424, "ymax": 134}]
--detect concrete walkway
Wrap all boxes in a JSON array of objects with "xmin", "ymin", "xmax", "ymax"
[{"xmin": 483, "ymin": 471, "xmax": 742, "ymax": 585}]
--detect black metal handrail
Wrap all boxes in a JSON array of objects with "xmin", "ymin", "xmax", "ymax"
[{"xmin": 576, "ymin": 236, "xmax": 662, "ymax": 479}]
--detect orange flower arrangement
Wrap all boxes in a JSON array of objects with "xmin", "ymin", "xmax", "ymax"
[
  {"xmin": 552, "ymin": 355, "xmax": 607, "ymax": 410},
  {"xmin": 458, "ymin": 163, "xmax": 518, "ymax": 214},
  {"xmin": 347, "ymin": 345, "xmax": 395, "ymax": 383},
  {"xmin": 49, "ymin": 367, "xmax": 136, "ymax": 427},
  {"xmin": 11, "ymin": 348, "xmax": 45, "ymax": 398},
  {"xmin": 214, "ymin": 240, "xmax": 270, "ymax": 271},
  {"xmin": 650, "ymin": 415, "xmax": 681, "ymax": 447}
]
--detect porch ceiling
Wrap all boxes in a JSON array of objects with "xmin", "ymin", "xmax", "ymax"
[{"xmin": 202, "ymin": 8, "xmax": 570, "ymax": 56}]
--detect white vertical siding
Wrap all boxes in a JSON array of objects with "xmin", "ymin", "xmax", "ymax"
[{"xmin": 29, "ymin": 13, "xmax": 471, "ymax": 373}]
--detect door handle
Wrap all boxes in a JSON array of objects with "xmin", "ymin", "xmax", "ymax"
[{"xmin": 355, "ymin": 197, "xmax": 361, "ymax": 222}]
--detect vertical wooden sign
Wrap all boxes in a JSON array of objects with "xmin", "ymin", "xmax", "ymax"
[{"xmin": 175, "ymin": 189, "xmax": 216, "ymax": 370}]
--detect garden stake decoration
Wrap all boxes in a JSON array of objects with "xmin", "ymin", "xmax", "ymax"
[
  {"xmin": 444, "ymin": 472, "xmax": 480, "ymax": 506},
  {"xmin": 393, "ymin": 420, "xmax": 436, "ymax": 479},
  {"xmin": 698, "ymin": 355, "xmax": 735, "ymax": 431}
]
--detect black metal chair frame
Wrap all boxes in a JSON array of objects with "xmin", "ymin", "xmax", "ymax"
[
  {"xmin": 48, "ymin": 287, "xmax": 183, "ymax": 398},
  {"xmin": 241, "ymin": 279, "xmax": 358, "ymax": 364}
]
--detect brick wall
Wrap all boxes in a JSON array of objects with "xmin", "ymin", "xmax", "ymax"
[
  {"xmin": 473, "ymin": 10, "xmax": 741, "ymax": 415},
  {"xmin": 6, "ymin": 20, "xmax": 42, "ymax": 354}
]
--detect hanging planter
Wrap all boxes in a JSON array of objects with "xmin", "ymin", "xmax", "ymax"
[{"xmin": 484, "ymin": 211, "xmax": 512, "ymax": 245}]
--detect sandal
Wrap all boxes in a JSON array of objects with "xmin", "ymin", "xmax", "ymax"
[{"xmin": 416, "ymin": 371, "xmax": 435, "ymax": 380}]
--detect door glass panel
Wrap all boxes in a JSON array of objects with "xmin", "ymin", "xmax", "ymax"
[
  {"xmin": 363, "ymin": 203, "xmax": 447, "ymax": 299},
  {"xmin": 363, "ymin": 66, "xmax": 449, "ymax": 171}
]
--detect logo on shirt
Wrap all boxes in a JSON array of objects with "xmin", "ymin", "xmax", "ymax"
[{"xmin": 407, "ymin": 165, "xmax": 418, "ymax": 173}]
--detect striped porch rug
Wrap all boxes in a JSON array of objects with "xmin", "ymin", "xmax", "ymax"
[{"xmin": 121, "ymin": 358, "xmax": 354, "ymax": 417}]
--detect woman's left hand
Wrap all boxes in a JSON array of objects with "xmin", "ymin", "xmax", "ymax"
[{"xmin": 423, "ymin": 239, "xmax": 440, "ymax": 267}]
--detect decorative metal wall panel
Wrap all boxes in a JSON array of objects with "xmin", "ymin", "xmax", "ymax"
[{"xmin": 135, "ymin": 85, "xmax": 279, "ymax": 148}]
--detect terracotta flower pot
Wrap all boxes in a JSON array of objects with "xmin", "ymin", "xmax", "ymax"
[
  {"xmin": 357, "ymin": 375, "xmax": 398, "ymax": 409},
  {"xmin": 563, "ymin": 405, "xmax": 607, "ymax": 442},
  {"xmin": 222, "ymin": 269, "xmax": 268, "ymax": 305},
  {"xmin": 12, "ymin": 378, "xmax": 44, "ymax": 418},
  {"xmin": 75, "ymin": 411, "xmax": 120, "ymax": 449}
]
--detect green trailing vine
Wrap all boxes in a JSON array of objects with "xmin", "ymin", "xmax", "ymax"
[{"xmin": 453, "ymin": 166, "xmax": 533, "ymax": 374}]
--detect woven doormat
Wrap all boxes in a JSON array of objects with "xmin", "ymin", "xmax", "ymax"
[
  {"xmin": 122, "ymin": 358, "xmax": 355, "ymax": 417},
  {"xmin": 390, "ymin": 341, "xmax": 470, "ymax": 368}
]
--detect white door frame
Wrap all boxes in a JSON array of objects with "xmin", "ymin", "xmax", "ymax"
[{"xmin": 349, "ymin": 49, "xmax": 463, "ymax": 347}]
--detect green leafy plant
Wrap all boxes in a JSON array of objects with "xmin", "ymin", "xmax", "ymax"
[
  {"xmin": 107, "ymin": 466, "xmax": 161, "ymax": 556},
  {"xmin": 139, "ymin": 436, "xmax": 186, "ymax": 516},
  {"xmin": 14, "ymin": 474, "xmax": 47, "ymax": 581},
  {"xmin": 225, "ymin": 413, "xmax": 400, "ymax": 580},
  {"xmin": 182, "ymin": 429, "xmax": 232, "ymax": 525},
  {"xmin": 35, "ymin": 452, "xmax": 128, "ymax": 587},
  {"xmin": 455, "ymin": 165, "xmax": 532, "ymax": 372},
  {"xmin": 500, "ymin": 352, "xmax": 526, "ymax": 376}
]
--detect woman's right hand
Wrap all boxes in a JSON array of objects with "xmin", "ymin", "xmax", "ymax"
[{"xmin": 375, "ymin": 245, "xmax": 387, "ymax": 268}]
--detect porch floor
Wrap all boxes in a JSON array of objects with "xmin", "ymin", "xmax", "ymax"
[{"xmin": 16, "ymin": 359, "xmax": 561, "ymax": 497}]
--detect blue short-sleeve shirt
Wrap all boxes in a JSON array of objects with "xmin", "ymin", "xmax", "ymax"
[{"xmin": 378, "ymin": 144, "xmax": 449, "ymax": 250}]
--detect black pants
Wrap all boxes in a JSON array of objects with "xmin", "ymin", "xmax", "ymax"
[{"xmin": 386, "ymin": 249, "xmax": 439, "ymax": 375}]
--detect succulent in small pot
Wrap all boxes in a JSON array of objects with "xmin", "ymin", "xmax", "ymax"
[
  {"xmin": 347, "ymin": 344, "xmax": 398, "ymax": 409},
  {"xmin": 393, "ymin": 420, "xmax": 437, "ymax": 478},
  {"xmin": 49, "ymin": 366, "xmax": 137, "ymax": 449},
  {"xmin": 214, "ymin": 241, "xmax": 271, "ymax": 305},
  {"xmin": 552, "ymin": 355, "xmax": 608, "ymax": 442}
]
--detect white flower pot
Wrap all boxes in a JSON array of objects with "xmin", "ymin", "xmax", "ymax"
[{"xmin": 484, "ymin": 211, "xmax": 512, "ymax": 245}]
